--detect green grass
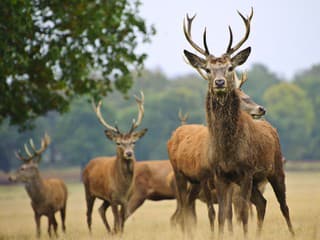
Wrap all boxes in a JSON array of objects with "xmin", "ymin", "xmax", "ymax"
[{"xmin": 0, "ymin": 172, "xmax": 319, "ymax": 240}]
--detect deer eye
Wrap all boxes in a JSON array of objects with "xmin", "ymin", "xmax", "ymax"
[
  {"xmin": 116, "ymin": 142, "xmax": 121, "ymax": 146},
  {"xmin": 205, "ymin": 68, "xmax": 211, "ymax": 74},
  {"xmin": 227, "ymin": 66, "xmax": 234, "ymax": 72}
]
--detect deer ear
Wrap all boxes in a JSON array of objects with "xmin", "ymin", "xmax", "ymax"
[
  {"xmin": 231, "ymin": 47, "xmax": 251, "ymax": 67},
  {"xmin": 132, "ymin": 128, "xmax": 148, "ymax": 141},
  {"xmin": 104, "ymin": 130, "xmax": 118, "ymax": 142},
  {"xmin": 184, "ymin": 50, "xmax": 206, "ymax": 69}
]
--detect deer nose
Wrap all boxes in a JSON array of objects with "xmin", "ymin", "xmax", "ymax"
[
  {"xmin": 259, "ymin": 106, "xmax": 266, "ymax": 114},
  {"xmin": 125, "ymin": 151, "xmax": 133, "ymax": 158},
  {"xmin": 215, "ymin": 79, "xmax": 225, "ymax": 88}
]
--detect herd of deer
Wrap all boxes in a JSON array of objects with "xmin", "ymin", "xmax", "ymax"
[{"xmin": 8, "ymin": 8, "xmax": 295, "ymax": 239}]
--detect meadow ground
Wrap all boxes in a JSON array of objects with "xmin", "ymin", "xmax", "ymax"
[{"xmin": 0, "ymin": 171, "xmax": 319, "ymax": 240}]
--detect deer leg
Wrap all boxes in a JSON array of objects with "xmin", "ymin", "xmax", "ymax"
[
  {"xmin": 238, "ymin": 174, "xmax": 253, "ymax": 237},
  {"xmin": 52, "ymin": 213, "xmax": 58, "ymax": 237},
  {"xmin": 185, "ymin": 183, "xmax": 200, "ymax": 227},
  {"xmin": 202, "ymin": 180, "xmax": 216, "ymax": 233},
  {"xmin": 170, "ymin": 198, "xmax": 181, "ymax": 227},
  {"xmin": 119, "ymin": 204, "xmax": 127, "ymax": 233},
  {"xmin": 34, "ymin": 212, "xmax": 41, "ymax": 238},
  {"xmin": 172, "ymin": 170, "xmax": 188, "ymax": 231},
  {"xmin": 250, "ymin": 185, "xmax": 266, "ymax": 236},
  {"xmin": 226, "ymin": 186, "xmax": 234, "ymax": 233},
  {"xmin": 215, "ymin": 176, "xmax": 230, "ymax": 239},
  {"xmin": 126, "ymin": 191, "xmax": 146, "ymax": 220},
  {"xmin": 60, "ymin": 205, "xmax": 66, "ymax": 233},
  {"xmin": 268, "ymin": 174, "xmax": 295, "ymax": 236},
  {"xmin": 85, "ymin": 188, "xmax": 95, "ymax": 232},
  {"xmin": 47, "ymin": 216, "xmax": 52, "ymax": 238},
  {"xmin": 98, "ymin": 201, "xmax": 111, "ymax": 233},
  {"xmin": 111, "ymin": 204, "xmax": 120, "ymax": 234}
]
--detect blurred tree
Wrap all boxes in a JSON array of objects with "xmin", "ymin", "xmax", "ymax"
[
  {"xmin": 242, "ymin": 63, "xmax": 281, "ymax": 106},
  {"xmin": 54, "ymin": 97, "xmax": 115, "ymax": 166},
  {"xmin": 0, "ymin": 0, "xmax": 155, "ymax": 130},
  {"xmin": 2, "ymin": 65, "xmax": 320, "ymax": 170},
  {"xmin": 294, "ymin": 64, "xmax": 320, "ymax": 159},
  {"xmin": 263, "ymin": 83, "xmax": 315, "ymax": 160}
]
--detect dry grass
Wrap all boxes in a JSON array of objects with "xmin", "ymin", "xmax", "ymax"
[{"xmin": 0, "ymin": 171, "xmax": 319, "ymax": 240}]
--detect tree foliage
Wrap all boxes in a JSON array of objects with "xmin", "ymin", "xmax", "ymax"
[
  {"xmin": 0, "ymin": 0, "xmax": 155, "ymax": 130},
  {"xmin": 1, "ymin": 63, "xmax": 320, "ymax": 172},
  {"xmin": 263, "ymin": 83, "xmax": 315, "ymax": 159},
  {"xmin": 293, "ymin": 65, "xmax": 320, "ymax": 159}
]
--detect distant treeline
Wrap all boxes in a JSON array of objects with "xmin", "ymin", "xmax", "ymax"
[{"xmin": 1, "ymin": 63, "xmax": 319, "ymax": 171}]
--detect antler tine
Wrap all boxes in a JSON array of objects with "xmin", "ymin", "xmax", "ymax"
[
  {"xmin": 178, "ymin": 109, "xmax": 189, "ymax": 125},
  {"xmin": 35, "ymin": 133, "xmax": 51, "ymax": 155},
  {"xmin": 24, "ymin": 143, "xmax": 33, "ymax": 158},
  {"xmin": 203, "ymin": 28, "xmax": 210, "ymax": 55},
  {"xmin": 15, "ymin": 151, "xmax": 29, "ymax": 163},
  {"xmin": 226, "ymin": 7, "xmax": 253, "ymax": 56},
  {"xmin": 226, "ymin": 26, "xmax": 233, "ymax": 54},
  {"xmin": 183, "ymin": 14, "xmax": 209, "ymax": 56},
  {"xmin": 178, "ymin": 109, "xmax": 183, "ymax": 119},
  {"xmin": 240, "ymin": 71, "xmax": 248, "ymax": 88},
  {"xmin": 234, "ymin": 71, "xmax": 248, "ymax": 88},
  {"xmin": 130, "ymin": 91, "xmax": 145, "ymax": 132},
  {"xmin": 92, "ymin": 100, "xmax": 118, "ymax": 133}
]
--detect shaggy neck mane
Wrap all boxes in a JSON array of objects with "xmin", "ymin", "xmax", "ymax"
[
  {"xmin": 116, "ymin": 149, "xmax": 135, "ymax": 184},
  {"xmin": 25, "ymin": 173, "xmax": 46, "ymax": 204},
  {"xmin": 206, "ymin": 89, "xmax": 241, "ymax": 164}
]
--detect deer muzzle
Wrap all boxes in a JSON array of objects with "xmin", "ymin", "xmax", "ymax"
[{"xmin": 124, "ymin": 150, "xmax": 134, "ymax": 160}]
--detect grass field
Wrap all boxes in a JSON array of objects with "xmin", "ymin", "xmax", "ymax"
[{"xmin": 0, "ymin": 171, "xmax": 319, "ymax": 240}]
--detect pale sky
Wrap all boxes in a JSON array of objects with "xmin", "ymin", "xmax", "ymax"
[{"xmin": 137, "ymin": 1, "xmax": 320, "ymax": 80}]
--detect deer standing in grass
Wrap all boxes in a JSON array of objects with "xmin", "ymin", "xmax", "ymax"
[
  {"xmin": 168, "ymin": 8, "xmax": 294, "ymax": 238},
  {"xmin": 8, "ymin": 133, "xmax": 68, "ymax": 238},
  {"xmin": 82, "ymin": 92, "xmax": 147, "ymax": 234},
  {"xmin": 127, "ymin": 89, "xmax": 265, "ymax": 221}
]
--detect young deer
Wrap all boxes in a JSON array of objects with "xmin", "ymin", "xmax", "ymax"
[
  {"xmin": 82, "ymin": 92, "xmax": 147, "ymax": 234},
  {"xmin": 8, "ymin": 133, "xmax": 68, "ymax": 238},
  {"xmin": 168, "ymin": 8, "xmax": 294, "ymax": 238}
]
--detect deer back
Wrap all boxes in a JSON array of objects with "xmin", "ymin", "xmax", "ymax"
[{"xmin": 168, "ymin": 124, "xmax": 211, "ymax": 181}]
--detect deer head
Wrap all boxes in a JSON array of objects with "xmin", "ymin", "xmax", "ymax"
[
  {"xmin": 92, "ymin": 91, "xmax": 148, "ymax": 161},
  {"xmin": 183, "ymin": 8, "xmax": 253, "ymax": 100},
  {"xmin": 9, "ymin": 133, "xmax": 51, "ymax": 182},
  {"xmin": 235, "ymin": 71, "xmax": 266, "ymax": 118}
]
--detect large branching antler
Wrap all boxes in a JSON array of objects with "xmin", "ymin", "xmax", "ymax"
[
  {"xmin": 183, "ymin": 14, "xmax": 210, "ymax": 56},
  {"xmin": 15, "ymin": 133, "xmax": 51, "ymax": 163},
  {"xmin": 129, "ymin": 91, "xmax": 145, "ymax": 133},
  {"xmin": 92, "ymin": 100, "xmax": 119, "ymax": 133},
  {"xmin": 226, "ymin": 8, "xmax": 253, "ymax": 56}
]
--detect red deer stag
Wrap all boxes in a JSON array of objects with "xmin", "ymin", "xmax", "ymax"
[
  {"xmin": 169, "ymin": 8, "xmax": 294, "ymax": 238},
  {"xmin": 8, "ymin": 133, "xmax": 68, "ymax": 238},
  {"xmin": 169, "ymin": 72, "xmax": 266, "ymax": 232},
  {"xmin": 126, "ymin": 89, "xmax": 265, "ymax": 222},
  {"xmin": 82, "ymin": 92, "xmax": 147, "ymax": 234}
]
